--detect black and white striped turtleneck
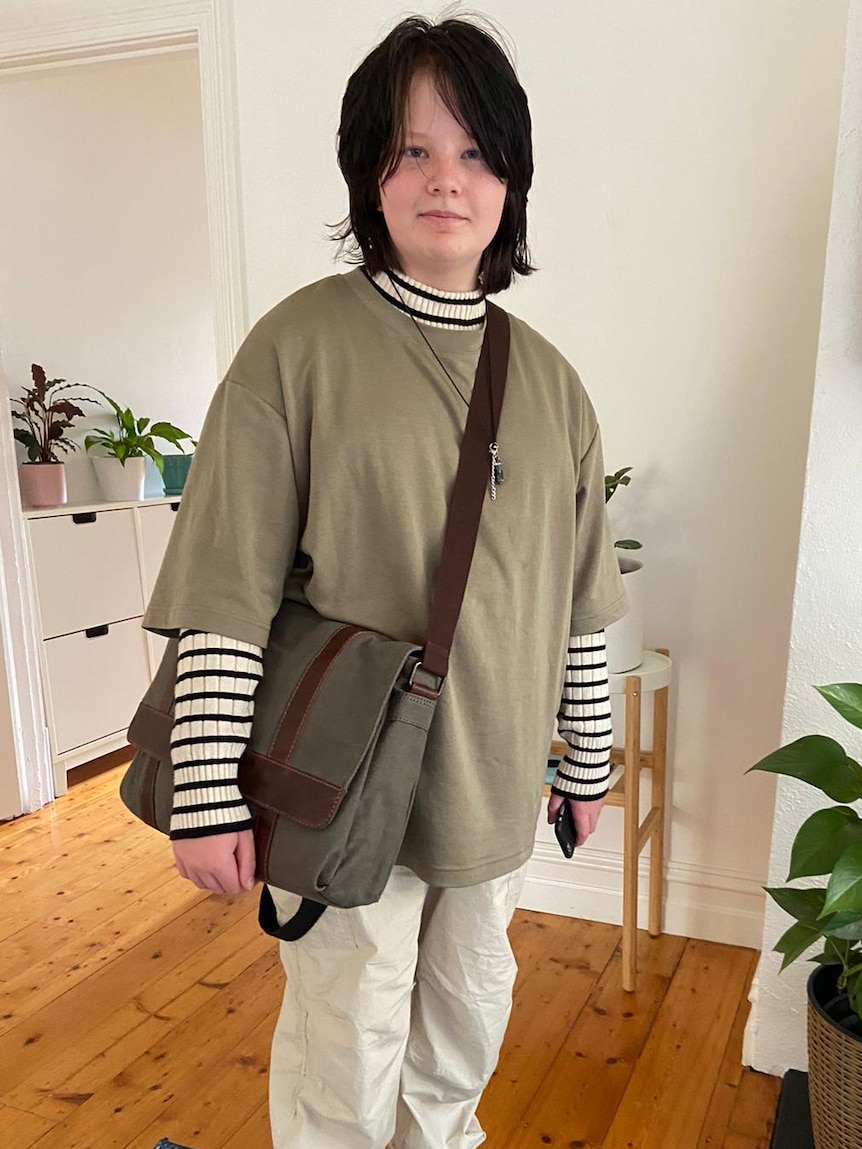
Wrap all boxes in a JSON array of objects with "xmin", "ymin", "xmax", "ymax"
[
  {"xmin": 365, "ymin": 268, "xmax": 487, "ymax": 330},
  {"xmin": 168, "ymin": 270, "xmax": 614, "ymax": 839}
]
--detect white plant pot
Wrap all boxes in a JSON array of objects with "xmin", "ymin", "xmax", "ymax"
[
  {"xmin": 92, "ymin": 456, "xmax": 147, "ymax": 502},
  {"xmin": 605, "ymin": 556, "xmax": 645, "ymax": 673}
]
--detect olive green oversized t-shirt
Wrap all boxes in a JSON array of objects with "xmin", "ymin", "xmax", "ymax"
[{"xmin": 143, "ymin": 268, "xmax": 626, "ymax": 886}]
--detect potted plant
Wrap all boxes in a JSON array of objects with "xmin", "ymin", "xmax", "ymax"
[
  {"xmin": 748, "ymin": 683, "xmax": 862, "ymax": 1149},
  {"xmin": 604, "ymin": 467, "xmax": 644, "ymax": 673},
  {"xmin": 10, "ymin": 364, "xmax": 98, "ymax": 508},
  {"xmin": 84, "ymin": 388, "xmax": 195, "ymax": 502}
]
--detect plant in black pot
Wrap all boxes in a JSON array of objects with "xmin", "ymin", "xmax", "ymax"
[
  {"xmin": 748, "ymin": 682, "xmax": 862, "ymax": 1149},
  {"xmin": 604, "ymin": 466, "xmax": 644, "ymax": 673}
]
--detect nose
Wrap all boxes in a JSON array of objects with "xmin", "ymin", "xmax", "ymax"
[{"xmin": 425, "ymin": 154, "xmax": 462, "ymax": 196}]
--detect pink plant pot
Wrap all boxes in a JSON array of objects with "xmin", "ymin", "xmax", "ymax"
[{"xmin": 18, "ymin": 462, "xmax": 67, "ymax": 508}]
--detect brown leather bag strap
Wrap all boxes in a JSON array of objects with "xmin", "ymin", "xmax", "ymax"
[{"xmin": 417, "ymin": 301, "xmax": 510, "ymax": 687}]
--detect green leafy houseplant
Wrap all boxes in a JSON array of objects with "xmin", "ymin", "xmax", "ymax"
[
  {"xmin": 84, "ymin": 388, "xmax": 196, "ymax": 474},
  {"xmin": 11, "ymin": 363, "xmax": 98, "ymax": 463},
  {"xmin": 747, "ymin": 683, "xmax": 862, "ymax": 1027},
  {"xmin": 604, "ymin": 466, "xmax": 642, "ymax": 551}
]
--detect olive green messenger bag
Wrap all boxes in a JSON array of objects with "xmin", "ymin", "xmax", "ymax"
[{"xmin": 120, "ymin": 302, "xmax": 510, "ymax": 941}]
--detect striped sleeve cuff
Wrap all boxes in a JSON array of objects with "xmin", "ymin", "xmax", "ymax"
[
  {"xmin": 169, "ymin": 629, "xmax": 264, "ymax": 839},
  {"xmin": 552, "ymin": 629, "xmax": 613, "ymax": 802}
]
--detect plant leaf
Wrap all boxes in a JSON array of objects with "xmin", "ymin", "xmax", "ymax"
[
  {"xmin": 822, "ymin": 912, "xmax": 862, "ymax": 941},
  {"xmin": 774, "ymin": 920, "xmax": 821, "ymax": 971},
  {"xmin": 766, "ymin": 886, "xmax": 827, "ymax": 926},
  {"xmin": 747, "ymin": 735, "xmax": 862, "ymax": 802},
  {"xmin": 615, "ymin": 539, "xmax": 643, "ymax": 550},
  {"xmin": 816, "ymin": 684, "xmax": 862, "ymax": 732},
  {"xmin": 848, "ymin": 972, "xmax": 862, "ymax": 1020},
  {"xmin": 50, "ymin": 400, "xmax": 87, "ymax": 421},
  {"xmin": 83, "ymin": 432, "xmax": 110, "ymax": 451},
  {"xmin": 789, "ymin": 806, "xmax": 862, "ymax": 879},
  {"xmin": 808, "ymin": 950, "xmax": 837, "ymax": 965},
  {"xmin": 822, "ymin": 843, "xmax": 862, "ymax": 916},
  {"xmin": 149, "ymin": 422, "xmax": 193, "ymax": 444},
  {"xmin": 138, "ymin": 440, "xmax": 164, "ymax": 474}
]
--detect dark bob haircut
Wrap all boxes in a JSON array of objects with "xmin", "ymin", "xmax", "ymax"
[{"xmin": 332, "ymin": 15, "xmax": 535, "ymax": 294}]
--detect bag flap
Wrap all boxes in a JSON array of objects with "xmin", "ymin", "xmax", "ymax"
[
  {"xmin": 127, "ymin": 600, "xmax": 422, "ymax": 830},
  {"xmin": 252, "ymin": 600, "xmax": 421, "ymax": 791},
  {"xmin": 127, "ymin": 700, "xmax": 347, "ymax": 830}
]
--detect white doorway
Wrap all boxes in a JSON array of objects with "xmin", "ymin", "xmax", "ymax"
[{"xmin": 0, "ymin": 0, "xmax": 245, "ymax": 816}]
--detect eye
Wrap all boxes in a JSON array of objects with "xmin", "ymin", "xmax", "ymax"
[
  {"xmin": 463, "ymin": 147, "xmax": 483, "ymax": 161},
  {"xmin": 404, "ymin": 146, "xmax": 426, "ymax": 159}
]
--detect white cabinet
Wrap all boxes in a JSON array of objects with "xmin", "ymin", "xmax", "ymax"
[
  {"xmin": 24, "ymin": 497, "xmax": 180, "ymax": 792},
  {"xmin": 137, "ymin": 501, "xmax": 181, "ymax": 671},
  {"xmin": 44, "ymin": 619, "xmax": 151, "ymax": 754},
  {"xmin": 29, "ymin": 509, "xmax": 143, "ymax": 638}
]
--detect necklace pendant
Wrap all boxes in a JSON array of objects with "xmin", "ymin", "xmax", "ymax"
[{"xmin": 489, "ymin": 442, "xmax": 504, "ymax": 501}]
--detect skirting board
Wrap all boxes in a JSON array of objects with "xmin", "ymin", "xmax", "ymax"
[{"xmin": 520, "ymin": 839, "xmax": 766, "ymax": 949}]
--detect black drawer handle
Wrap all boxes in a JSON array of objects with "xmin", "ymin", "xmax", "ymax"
[
  {"xmin": 72, "ymin": 512, "xmax": 97, "ymax": 525},
  {"xmin": 85, "ymin": 624, "xmax": 109, "ymax": 639},
  {"xmin": 170, "ymin": 502, "xmax": 180, "ymax": 512}
]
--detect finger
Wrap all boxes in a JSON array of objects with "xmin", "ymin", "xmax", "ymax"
[
  {"xmin": 236, "ymin": 833, "xmax": 257, "ymax": 891},
  {"xmin": 547, "ymin": 793, "xmax": 564, "ymax": 822},
  {"xmin": 213, "ymin": 859, "xmax": 244, "ymax": 896},
  {"xmin": 572, "ymin": 803, "xmax": 592, "ymax": 846},
  {"xmin": 209, "ymin": 870, "xmax": 233, "ymax": 895},
  {"xmin": 192, "ymin": 868, "xmax": 227, "ymax": 895}
]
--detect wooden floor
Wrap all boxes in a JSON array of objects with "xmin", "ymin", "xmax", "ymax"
[{"xmin": 0, "ymin": 762, "xmax": 780, "ymax": 1149}]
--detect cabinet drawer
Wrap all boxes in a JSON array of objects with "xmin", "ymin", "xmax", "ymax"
[
  {"xmin": 137, "ymin": 501, "xmax": 181, "ymax": 604},
  {"xmin": 44, "ymin": 617, "xmax": 150, "ymax": 755},
  {"xmin": 28, "ymin": 509, "xmax": 144, "ymax": 639}
]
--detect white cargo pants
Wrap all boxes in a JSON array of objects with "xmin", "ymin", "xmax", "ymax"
[{"xmin": 267, "ymin": 861, "xmax": 528, "ymax": 1149}]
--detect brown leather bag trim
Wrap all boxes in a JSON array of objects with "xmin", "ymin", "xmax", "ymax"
[
  {"xmin": 129, "ymin": 702, "xmax": 173, "ymax": 762},
  {"xmin": 240, "ymin": 749, "xmax": 344, "ymax": 829},
  {"xmin": 140, "ymin": 754, "xmax": 158, "ymax": 828},
  {"xmin": 269, "ymin": 623, "xmax": 364, "ymax": 763},
  {"xmin": 253, "ymin": 810, "xmax": 276, "ymax": 882}
]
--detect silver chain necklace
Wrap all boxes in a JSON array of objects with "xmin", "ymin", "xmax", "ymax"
[{"xmin": 388, "ymin": 274, "xmax": 505, "ymax": 500}]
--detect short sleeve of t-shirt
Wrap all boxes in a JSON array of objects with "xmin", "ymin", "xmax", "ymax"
[
  {"xmin": 570, "ymin": 414, "xmax": 628, "ymax": 635},
  {"xmin": 141, "ymin": 364, "xmax": 302, "ymax": 649}
]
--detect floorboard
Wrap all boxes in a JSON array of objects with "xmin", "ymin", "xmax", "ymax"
[{"xmin": 0, "ymin": 763, "xmax": 780, "ymax": 1148}]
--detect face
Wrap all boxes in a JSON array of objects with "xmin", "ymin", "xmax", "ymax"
[{"xmin": 378, "ymin": 71, "xmax": 507, "ymax": 293}]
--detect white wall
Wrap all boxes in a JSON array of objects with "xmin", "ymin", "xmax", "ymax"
[
  {"xmin": 744, "ymin": 0, "xmax": 862, "ymax": 1076},
  {"xmin": 231, "ymin": 0, "xmax": 849, "ymax": 944},
  {"xmin": 0, "ymin": 49, "xmax": 217, "ymax": 501}
]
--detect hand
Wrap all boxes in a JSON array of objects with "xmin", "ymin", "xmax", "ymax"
[
  {"xmin": 547, "ymin": 793, "xmax": 606, "ymax": 846},
  {"xmin": 172, "ymin": 829, "xmax": 257, "ymax": 895}
]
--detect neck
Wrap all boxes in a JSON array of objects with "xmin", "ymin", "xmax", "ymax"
[{"xmin": 366, "ymin": 267, "xmax": 486, "ymax": 330}]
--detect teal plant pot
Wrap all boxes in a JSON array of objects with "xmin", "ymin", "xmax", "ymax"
[{"xmin": 161, "ymin": 453, "xmax": 193, "ymax": 496}]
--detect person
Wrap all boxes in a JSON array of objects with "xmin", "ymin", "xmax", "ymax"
[{"xmin": 142, "ymin": 14, "xmax": 627, "ymax": 1149}]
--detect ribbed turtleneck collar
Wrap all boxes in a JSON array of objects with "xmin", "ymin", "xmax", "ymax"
[{"xmin": 364, "ymin": 267, "xmax": 486, "ymax": 331}]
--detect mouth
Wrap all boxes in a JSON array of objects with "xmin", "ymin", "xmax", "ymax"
[{"xmin": 420, "ymin": 211, "xmax": 466, "ymax": 220}]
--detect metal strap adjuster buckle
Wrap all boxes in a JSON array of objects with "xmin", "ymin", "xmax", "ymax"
[{"xmin": 408, "ymin": 661, "xmax": 444, "ymax": 699}]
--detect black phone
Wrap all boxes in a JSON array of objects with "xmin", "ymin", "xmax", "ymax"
[{"xmin": 554, "ymin": 800, "xmax": 578, "ymax": 858}]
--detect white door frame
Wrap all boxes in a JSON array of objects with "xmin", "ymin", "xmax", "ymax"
[{"xmin": 0, "ymin": 0, "xmax": 246, "ymax": 811}]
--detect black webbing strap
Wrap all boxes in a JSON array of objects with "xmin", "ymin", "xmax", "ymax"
[{"xmin": 258, "ymin": 884, "xmax": 327, "ymax": 941}]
